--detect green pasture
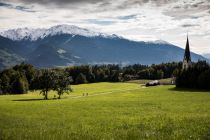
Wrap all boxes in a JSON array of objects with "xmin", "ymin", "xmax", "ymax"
[{"xmin": 0, "ymin": 82, "xmax": 210, "ymax": 140}]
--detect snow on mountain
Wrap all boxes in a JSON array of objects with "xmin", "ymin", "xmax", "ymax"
[
  {"xmin": 0, "ymin": 27, "xmax": 46, "ymax": 41},
  {"xmin": 0, "ymin": 24, "xmax": 208, "ymax": 69},
  {"xmin": 146, "ymin": 40, "xmax": 171, "ymax": 45},
  {"xmin": 0, "ymin": 24, "xmax": 117, "ymax": 41},
  {"xmin": 57, "ymin": 49, "xmax": 66, "ymax": 54},
  {"xmin": 0, "ymin": 24, "xmax": 168, "ymax": 44}
]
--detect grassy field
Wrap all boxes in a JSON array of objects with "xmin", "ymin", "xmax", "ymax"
[{"xmin": 0, "ymin": 82, "xmax": 210, "ymax": 140}]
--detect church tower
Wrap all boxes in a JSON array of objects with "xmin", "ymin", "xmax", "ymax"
[{"xmin": 182, "ymin": 35, "xmax": 192, "ymax": 70}]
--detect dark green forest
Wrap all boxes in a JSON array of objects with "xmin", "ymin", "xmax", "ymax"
[
  {"xmin": 0, "ymin": 61, "xmax": 209, "ymax": 97},
  {"xmin": 176, "ymin": 61, "xmax": 210, "ymax": 89}
]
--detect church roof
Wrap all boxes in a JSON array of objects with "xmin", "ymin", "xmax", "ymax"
[{"xmin": 184, "ymin": 36, "xmax": 191, "ymax": 62}]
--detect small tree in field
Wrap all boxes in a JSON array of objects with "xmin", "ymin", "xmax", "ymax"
[
  {"xmin": 39, "ymin": 69, "xmax": 56, "ymax": 100},
  {"xmin": 54, "ymin": 72, "xmax": 72, "ymax": 99}
]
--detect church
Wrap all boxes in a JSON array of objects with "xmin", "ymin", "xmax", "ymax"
[
  {"xmin": 172, "ymin": 35, "xmax": 192, "ymax": 84},
  {"xmin": 182, "ymin": 35, "xmax": 192, "ymax": 70}
]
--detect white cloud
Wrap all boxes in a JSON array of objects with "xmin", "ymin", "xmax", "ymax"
[{"xmin": 0, "ymin": 0, "xmax": 210, "ymax": 54}]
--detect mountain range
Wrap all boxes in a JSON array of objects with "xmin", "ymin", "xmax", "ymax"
[
  {"xmin": 0, "ymin": 24, "xmax": 207, "ymax": 70},
  {"xmin": 202, "ymin": 53, "xmax": 210, "ymax": 60}
]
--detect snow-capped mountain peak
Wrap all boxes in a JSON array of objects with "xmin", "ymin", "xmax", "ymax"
[
  {"xmin": 0, "ymin": 27, "xmax": 47, "ymax": 41},
  {"xmin": 0, "ymin": 24, "xmax": 116, "ymax": 41},
  {"xmin": 47, "ymin": 24, "xmax": 102, "ymax": 37}
]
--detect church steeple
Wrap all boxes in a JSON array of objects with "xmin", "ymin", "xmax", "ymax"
[
  {"xmin": 182, "ymin": 34, "xmax": 192, "ymax": 70},
  {"xmin": 184, "ymin": 35, "xmax": 191, "ymax": 62}
]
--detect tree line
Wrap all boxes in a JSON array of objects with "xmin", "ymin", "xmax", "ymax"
[
  {"xmin": 0, "ymin": 62, "xmax": 182, "ymax": 97},
  {"xmin": 0, "ymin": 64, "xmax": 72, "ymax": 99},
  {"xmin": 176, "ymin": 61, "xmax": 210, "ymax": 89}
]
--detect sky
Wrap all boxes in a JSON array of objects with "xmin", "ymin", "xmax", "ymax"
[{"xmin": 0, "ymin": 0, "xmax": 210, "ymax": 54}]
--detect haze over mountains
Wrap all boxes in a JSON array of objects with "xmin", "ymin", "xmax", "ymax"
[
  {"xmin": 0, "ymin": 25, "xmax": 207, "ymax": 69},
  {"xmin": 203, "ymin": 53, "xmax": 210, "ymax": 60}
]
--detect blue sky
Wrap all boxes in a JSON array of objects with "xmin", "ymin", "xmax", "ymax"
[{"xmin": 0, "ymin": 0, "xmax": 210, "ymax": 54}]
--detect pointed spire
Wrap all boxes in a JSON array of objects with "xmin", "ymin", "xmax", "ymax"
[{"xmin": 184, "ymin": 34, "xmax": 191, "ymax": 62}]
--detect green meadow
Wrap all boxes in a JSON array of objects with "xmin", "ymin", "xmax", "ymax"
[{"xmin": 0, "ymin": 82, "xmax": 210, "ymax": 140}]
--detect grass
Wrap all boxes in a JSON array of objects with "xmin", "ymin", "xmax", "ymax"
[{"xmin": 0, "ymin": 82, "xmax": 210, "ymax": 140}]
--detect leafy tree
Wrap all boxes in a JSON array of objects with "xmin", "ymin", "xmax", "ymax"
[
  {"xmin": 0, "ymin": 69, "xmax": 18, "ymax": 94},
  {"xmin": 39, "ymin": 69, "xmax": 56, "ymax": 100},
  {"xmin": 13, "ymin": 63, "xmax": 35, "ymax": 85},
  {"xmin": 54, "ymin": 72, "xmax": 72, "ymax": 99},
  {"xmin": 30, "ymin": 70, "xmax": 43, "ymax": 90},
  {"xmin": 12, "ymin": 73, "xmax": 29, "ymax": 94}
]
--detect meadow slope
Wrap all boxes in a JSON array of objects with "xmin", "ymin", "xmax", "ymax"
[{"xmin": 0, "ymin": 83, "xmax": 210, "ymax": 140}]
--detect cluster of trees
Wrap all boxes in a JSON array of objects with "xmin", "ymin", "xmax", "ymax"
[
  {"xmin": 0, "ymin": 64, "xmax": 34, "ymax": 95},
  {"xmin": 0, "ymin": 62, "xmax": 182, "ymax": 97},
  {"xmin": 64, "ymin": 63, "xmax": 181, "ymax": 84},
  {"xmin": 32, "ymin": 70, "xmax": 72, "ymax": 99},
  {"xmin": 122, "ymin": 62, "xmax": 182, "ymax": 81},
  {"xmin": 176, "ymin": 61, "xmax": 210, "ymax": 89},
  {"xmin": 0, "ymin": 64, "xmax": 72, "ymax": 99},
  {"xmin": 65, "ymin": 65, "xmax": 121, "ymax": 84}
]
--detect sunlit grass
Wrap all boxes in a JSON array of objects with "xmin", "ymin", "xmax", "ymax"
[{"xmin": 0, "ymin": 82, "xmax": 210, "ymax": 140}]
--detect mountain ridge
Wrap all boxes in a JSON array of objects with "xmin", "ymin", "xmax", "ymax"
[
  {"xmin": 202, "ymin": 53, "xmax": 210, "ymax": 60},
  {"xmin": 0, "ymin": 25, "xmax": 208, "ymax": 70},
  {"xmin": 0, "ymin": 24, "xmax": 120, "ymax": 41}
]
